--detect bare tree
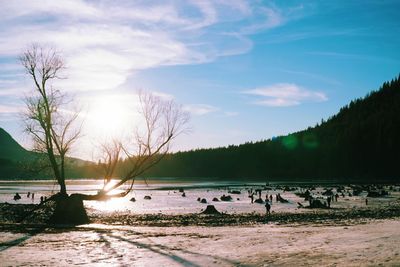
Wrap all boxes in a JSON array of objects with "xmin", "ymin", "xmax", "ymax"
[
  {"xmin": 87, "ymin": 91, "xmax": 189, "ymax": 200},
  {"xmin": 20, "ymin": 44, "xmax": 188, "ymax": 224},
  {"xmin": 97, "ymin": 139, "xmax": 122, "ymax": 190},
  {"xmin": 20, "ymin": 44, "xmax": 81, "ymax": 195}
]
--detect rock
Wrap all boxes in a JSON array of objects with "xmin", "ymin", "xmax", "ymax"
[
  {"xmin": 144, "ymin": 196, "xmax": 151, "ymax": 200},
  {"xmin": 179, "ymin": 188, "xmax": 184, "ymax": 193},
  {"xmin": 284, "ymin": 186, "xmax": 295, "ymax": 191},
  {"xmin": 200, "ymin": 198, "xmax": 207, "ymax": 204},
  {"xmin": 228, "ymin": 190, "xmax": 241, "ymax": 194},
  {"xmin": 367, "ymin": 190, "xmax": 388, "ymax": 197},
  {"xmin": 309, "ymin": 198, "xmax": 328, "ymax": 208},
  {"xmin": 201, "ymin": 205, "xmax": 220, "ymax": 214},
  {"xmin": 279, "ymin": 197, "xmax": 289, "ymax": 203},
  {"xmin": 212, "ymin": 197, "xmax": 219, "ymax": 202},
  {"xmin": 182, "ymin": 192, "xmax": 186, "ymax": 197},
  {"xmin": 130, "ymin": 197, "xmax": 136, "ymax": 202},
  {"xmin": 322, "ymin": 189, "xmax": 333, "ymax": 196},
  {"xmin": 254, "ymin": 198, "xmax": 264, "ymax": 204},
  {"xmin": 197, "ymin": 197, "xmax": 201, "ymax": 201},
  {"xmin": 220, "ymin": 195, "xmax": 233, "ymax": 201}
]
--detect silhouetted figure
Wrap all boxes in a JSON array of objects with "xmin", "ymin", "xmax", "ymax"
[
  {"xmin": 40, "ymin": 196, "xmax": 44, "ymax": 203},
  {"xmin": 13, "ymin": 193, "xmax": 21, "ymax": 201},
  {"xmin": 27, "ymin": 192, "xmax": 30, "ymax": 198},
  {"xmin": 335, "ymin": 193, "xmax": 339, "ymax": 202},
  {"xmin": 265, "ymin": 194, "xmax": 269, "ymax": 202},
  {"xmin": 265, "ymin": 201, "xmax": 271, "ymax": 215},
  {"xmin": 44, "ymin": 196, "xmax": 47, "ymax": 201},
  {"xmin": 31, "ymin": 193, "xmax": 35, "ymax": 200},
  {"xmin": 365, "ymin": 198, "xmax": 368, "ymax": 205},
  {"xmin": 276, "ymin": 194, "xmax": 279, "ymax": 202},
  {"xmin": 269, "ymin": 195, "xmax": 273, "ymax": 202},
  {"xmin": 250, "ymin": 193, "xmax": 254, "ymax": 204},
  {"xmin": 327, "ymin": 196, "xmax": 331, "ymax": 208},
  {"xmin": 258, "ymin": 190, "xmax": 261, "ymax": 198}
]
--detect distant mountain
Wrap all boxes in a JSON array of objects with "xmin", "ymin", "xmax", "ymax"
[
  {"xmin": 142, "ymin": 75, "xmax": 400, "ymax": 181},
  {"xmin": 0, "ymin": 127, "xmax": 97, "ymax": 179},
  {"xmin": 0, "ymin": 128, "xmax": 32, "ymax": 162}
]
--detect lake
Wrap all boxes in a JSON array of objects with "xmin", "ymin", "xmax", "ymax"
[{"xmin": 0, "ymin": 178, "xmax": 379, "ymax": 214}]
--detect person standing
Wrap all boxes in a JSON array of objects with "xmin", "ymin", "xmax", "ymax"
[{"xmin": 265, "ymin": 201, "xmax": 271, "ymax": 215}]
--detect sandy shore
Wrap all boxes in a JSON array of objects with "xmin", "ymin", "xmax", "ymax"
[
  {"xmin": 1, "ymin": 219, "xmax": 399, "ymax": 266},
  {"xmin": 1, "ymin": 184, "xmax": 400, "ymax": 266}
]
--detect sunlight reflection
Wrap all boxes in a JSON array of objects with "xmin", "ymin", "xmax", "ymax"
[
  {"xmin": 103, "ymin": 180, "xmax": 118, "ymax": 192},
  {"xmin": 86, "ymin": 196, "xmax": 130, "ymax": 212}
]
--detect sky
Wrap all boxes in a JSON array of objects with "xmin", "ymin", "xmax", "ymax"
[{"xmin": 0, "ymin": 0, "xmax": 399, "ymax": 160}]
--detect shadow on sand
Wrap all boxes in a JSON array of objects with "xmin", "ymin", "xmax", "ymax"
[
  {"xmin": 0, "ymin": 226, "xmax": 46, "ymax": 252},
  {"xmin": 100, "ymin": 230, "xmax": 252, "ymax": 267}
]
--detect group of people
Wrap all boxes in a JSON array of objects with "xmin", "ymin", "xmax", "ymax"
[
  {"xmin": 13, "ymin": 192, "xmax": 46, "ymax": 202},
  {"xmin": 247, "ymin": 189, "xmax": 274, "ymax": 215},
  {"xmin": 326, "ymin": 194, "xmax": 339, "ymax": 208}
]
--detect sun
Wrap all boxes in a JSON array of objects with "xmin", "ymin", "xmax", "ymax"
[{"xmin": 86, "ymin": 95, "xmax": 135, "ymax": 139}]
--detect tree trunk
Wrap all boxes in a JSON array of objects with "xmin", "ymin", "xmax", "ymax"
[
  {"xmin": 49, "ymin": 194, "xmax": 89, "ymax": 225},
  {"xmin": 59, "ymin": 179, "xmax": 67, "ymax": 195}
]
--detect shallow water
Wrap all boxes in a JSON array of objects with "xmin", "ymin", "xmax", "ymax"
[{"xmin": 1, "ymin": 179, "xmax": 395, "ymax": 215}]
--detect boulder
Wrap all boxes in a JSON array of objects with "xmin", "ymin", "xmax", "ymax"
[
  {"xmin": 254, "ymin": 198, "xmax": 264, "ymax": 204},
  {"xmin": 144, "ymin": 196, "xmax": 151, "ymax": 200},
  {"xmin": 130, "ymin": 197, "xmax": 136, "ymax": 202},
  {"xmin": 220, "ymin": 195, "xmax": 233, "ymax": 201},
  {"xmin": 309, "ymin": 198, "xmax": 327, "ymax": 208},
  {"xmin": 200, "ymin": 198, "xmax": 207, "ymax": 204},
  {"xmin": 367, "ymin": 190, "xmax": 388, "ymax": 197},
  {"xmin": 212, "ymin": 197, "xmax": 219, "ymax": 202}
]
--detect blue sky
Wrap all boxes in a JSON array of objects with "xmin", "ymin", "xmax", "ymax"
[{"xmin": 0, "ymin": 0, "xmax": 399, "ymax": 160}]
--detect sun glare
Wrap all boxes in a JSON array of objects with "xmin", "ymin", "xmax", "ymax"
[{"xmin": 86, "ymin": 95, "xmax": 135, "ymax": 139}]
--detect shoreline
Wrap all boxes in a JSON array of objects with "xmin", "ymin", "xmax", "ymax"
[{"xmin": 1, "ymin": 201, "xmax": 400, "ymax": 229}]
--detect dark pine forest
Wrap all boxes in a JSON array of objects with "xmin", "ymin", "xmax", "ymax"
[{"xmin": 141, "ymin": 76, "xmax": 400, "ymax": 181}]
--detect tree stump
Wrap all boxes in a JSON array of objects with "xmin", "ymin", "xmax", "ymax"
[
  {"xmin": 49, "ymin": 194, "xmax": 89, "ymax": 225},
  {"xmin": 202, "ymin": 205, "xmax": 220, "ymax": 214}
]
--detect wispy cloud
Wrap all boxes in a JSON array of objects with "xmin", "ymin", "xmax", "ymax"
[
  {"xmin": 183, "ymin": 104, "xmax": 219, "ymax": 116},
  {"xmin": 240, "ymin": 6, "xmax": 285, "ymax": 34},
  {"xmin": 0, "ymin": 1, "xmax": 297, "ymax": 94},
  {"xmin": 243, "ymin": 83, "xmax": 328, "ymax": 107},
  {"xmin": 0, "ymin": 103, "xmax": 23, "ymax": 114},
  {"xmin": 223, "ymin": 111, "xmax": 239, "ymax": 117}
]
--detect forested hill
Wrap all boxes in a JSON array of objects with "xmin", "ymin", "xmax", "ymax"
[
  {"xmin": 0, "ymin": 127, "xmax": 97, "ymax": 179},
  {"xmin": 143, "ymin": 76, "xmax": 400, "ymax": 181},
  {"xmin": 0, "ymin": 128, "xmax": 31, "ymax": 162}
]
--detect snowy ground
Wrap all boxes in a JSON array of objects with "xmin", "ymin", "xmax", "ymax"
[{"xmin": 1, "ymin": 219, "xmax": 400, "ymax": 266}]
